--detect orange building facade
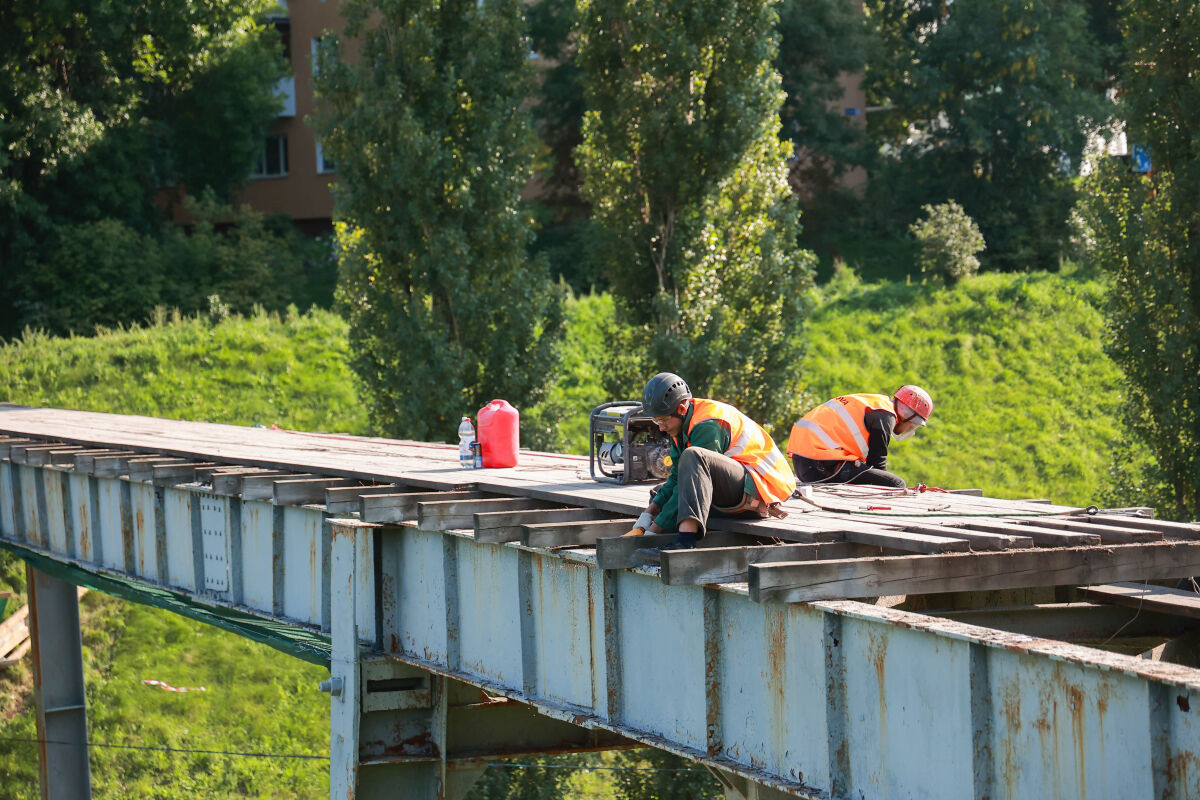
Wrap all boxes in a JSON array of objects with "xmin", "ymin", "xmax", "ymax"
[
  {"xmin": 228, "ymin": 1, "xmax": 867, "ymax": 231},
  {"xmin": 235, "ymin": 0, "xmax": 348, "ymax": 233}
]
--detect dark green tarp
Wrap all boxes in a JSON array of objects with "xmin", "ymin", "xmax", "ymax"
[{"xmin": 0, "ymin": 538, "xmax": 331, "ymax": 667}]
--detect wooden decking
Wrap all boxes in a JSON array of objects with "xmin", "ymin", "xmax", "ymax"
[{"xmin": 3, "ymin": 404, "xmax": 1200, "ymax": 604}]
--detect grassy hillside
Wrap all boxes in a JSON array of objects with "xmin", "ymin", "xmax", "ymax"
[
  {"xmin": 0, "ymin": 271, "xmax": 1126, "ymax": 797},
  {"xmin": 0, "ymin": 308, "xmax": 361, "ymax": 799},
  {"xmin": 0, "ymin": 307, "xmax": 367, "ymax": 434},
  {"xmin": 801, "ymin": 265, "xmax": 1119, "ymax": 506}
]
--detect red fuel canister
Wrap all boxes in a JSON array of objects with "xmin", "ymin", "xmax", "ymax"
[{"xmin": 477, "ymin": 399, "xmax": 520, "ymax": 468}]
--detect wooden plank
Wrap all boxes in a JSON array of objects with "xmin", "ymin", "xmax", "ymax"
[
  {"xmin": 843, "ymin": 528, "xmax": 970, "ymax": 554},
  {"xmin": 209, "ymin": 470, "xmax": 295, "ymax": 496},
  {"xmin": 49, "ymin": 448, "xmax": 108, "ymax": 467},
  {"xmin": 417, "ymin": 497, "xmax": 548, "ymax": 531},
  {"xmin": 902, "ymin": 523, "xmax": 1033, "ymax": 551},
  {"xmin": 0, "ymin": 438, "xmax": 33, "ymax": 458},
  {"xmin": 1079, "ymin": 582, "xmax": 1200, "ymax": 620},
  {"xmin": 241, "ymin": 474, "xmax": 318, "ymax": 501},
  {"xmin": 90, "ymin": 453, "xmax": 139, "ymax": 477},
  {"xmin": 360, "ymin": 491, "xmax": 486, "ymax": 524},
  {"xmin": 1016, "ymin": 518, "xmax": 1162, "ymax": 544},
  {"xmin": 0, "ymin": 604, "xmax": 29, "ymax": 655},
  {"xmin": 152, "ymin": 462, "xmax": 216, "ymax": 486},
  {"xmin": 474, "ymin": 508, "xmax": 609, "ymax": 544},
  {"xmin": 7, "ymin": 443, "xmax": 66, "ymax": 464},
  {"xmin": 706, "ymin": 515, "xmax": 844, "ymax": 543},
  {"xmin": 325, "ymin": 485, "xmax": 401, "ymax": 514},
  {"xmin": 749, "ymin": 541, "xmax": 1200, "ymax": 604},
  {"xmin": 661, "ymin": 541, "xmax": 883, "ymax": 586},
  {"xmin": 520, "ymin": 518, "xmax": 641, "ymax": 549},
  {"xmin": 0, "ymin": 637, "xmax": 31, "ymax": 667},
  {"xmin": 67, "ymin": 450, "xmax": 135, "ymax": 471},
  {"xmin": 273, "ymin": 477, "xmax": 354, "ymax": 506},
  {"xmin": 12, "ymin": 445, "xmax": 88, "ymax": 466},
  {"xmin": 127, "ymin": 457, "xmax": 191, "ymax": 481},
  {"xmin": 950, "ymin": 519, "xmax": 1102, "ymax": 548},
  {"xmin": 1073, "ymin": 515, "xmax": 1200, "ymax": 540},
  {"xmin": 595, "ymin": 530, "xmax": 775, "ymax": 570}
]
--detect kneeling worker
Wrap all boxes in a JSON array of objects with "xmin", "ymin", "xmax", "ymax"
[
  {"xmin": 624, "ymin": 373, "xmax": 796, "ymax": 556},
  {"xmin": 786, "ymin": 385, "xmax": 933, "ymax": 489}
]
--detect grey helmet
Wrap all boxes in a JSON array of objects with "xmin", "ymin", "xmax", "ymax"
[{"xmin": 641, "ymin": 373, "xmax": 692, "ymax": 417}]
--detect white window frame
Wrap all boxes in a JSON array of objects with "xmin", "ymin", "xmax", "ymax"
[
  {"xmin": 252, "ymin": 134, "xmax": 289, "ymax": 178},
  {"xmin": 315, "ymin": 141, "xmax": 335, "ymax": 174}
]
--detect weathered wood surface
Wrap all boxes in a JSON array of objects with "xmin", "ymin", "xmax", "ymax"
[
  {"xmin": 360, "ymin": 491, "xmax": 488, "ymax": 524},
  {"xmin": 1079, "ymin": 582, "xmax": 1200, "ymax": 620},
  {"xmin": 595, "ymin": 531, "xmax": 777, "ymax": 570},
  {"xmin": 749, "ymin": 542, "xmax": 1200, "ymax": 604},
  {"xmin": 1, "ymin": 406, "xmax": 1193, "ymax": 564},
  {"xmin": 661, "ymin": 541, "xmax": 884, "ymax": 586},
  {"xmin": 325, "ymin": 485, "xmax": 400, "ymax": 514},
  {"xmin": 473, "ymin": 508, "xmax": 612, "ymax": 544},
  {"xmin": 521, "ymin": 519, "xmax": 640, "ymax": 548}
]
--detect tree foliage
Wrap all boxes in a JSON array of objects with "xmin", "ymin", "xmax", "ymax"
[
  {"xmin": 865, "ymin": 0, "xmax": 1107, "ymax": 272},
  {"xmin": 576, "ymin": 0, "xmax": 816, "ymax": 431},
  {"xmin": 1079, "ymin": 1, "xmax": 1200, "ymax": 521},
  {"xmin": 316, "ymin": 0, "xmax": 564, "ymax": 444},
  {"xmin": 776, "ymin": 0, "xmax": 874, "ymax": 199},
  {"xmin": 524, "ymin": 0, "xmax": 600, "ymax": 292},
  {"xmin": 909, "ymin": 200, "xmax": 985, "ymax": 284},
  {"xmin": 0, "ymin": 0, "xmax": 289, "ymax": 336}
]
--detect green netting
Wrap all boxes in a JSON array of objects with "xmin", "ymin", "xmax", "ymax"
[{"xmin": 0, "ymin": 539, "xmax": 331, "ymax": 667}]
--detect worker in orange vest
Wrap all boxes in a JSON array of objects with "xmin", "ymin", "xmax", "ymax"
[
  {"xmin": 624, "ymin": 373, "xmax": 796, "ymax": 560},
  {"xmin": 786, "ymin": 386, "xmax": 933, "ymax": 488}
]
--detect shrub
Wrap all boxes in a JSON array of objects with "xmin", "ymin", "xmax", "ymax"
[{"xmin": 909, "ymin": 201, "xmax": 986, "ymax": 284}]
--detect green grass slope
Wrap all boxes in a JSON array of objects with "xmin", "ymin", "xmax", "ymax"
[
  {"xmin": 0, "ymin": 308, "xmax": 363, "ymax": 799},
  {"xmin": 801, "ymin": 266, "xmax": 1120, "ymax": 506},
  {"xmin": 0, "ymin": 272, "xmax": 1125, "ymax": 797},
  {"xmin": 0, "ymin": 307, "xmax": 367, "ymax": 434}
]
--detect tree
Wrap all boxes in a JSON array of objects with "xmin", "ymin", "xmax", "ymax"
[
  {"xmin": 1079, "ymin": 1, "xmax": 1200, "ymax": 521},
  {"xmin": 0, "ymin": 0, "xmax": 288, "ymax": 336},
  {"xmin": 316, "ymin": 0, "xmax": 564, "ymax": 443},
  {"xmin": 776, "ymin": 0, "xmax": 874, "ymax": 203},
  {"xmin": 524, "ymin": 0, "xmax": 599, "ymax": 292},
  {"xmin": 865, "ymin": 0, "xmax": 1107, "ymax": 272},
  {"xmin": 909, "ymin": 200, "xmax": 985, "ymax": 284},
  {"xmin": 576, "ymin": 0, "xmax": 816, "ymax": 431}
]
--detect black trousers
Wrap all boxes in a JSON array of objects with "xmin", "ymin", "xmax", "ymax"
[{"xmin": 792, "ymin": 455, "xmax": 906, "ymax": 489}]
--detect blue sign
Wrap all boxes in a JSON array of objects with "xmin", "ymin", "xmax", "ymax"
[{"xmin": 1131, "ymin": 144, "xmax": 1152, "ymax": 173}]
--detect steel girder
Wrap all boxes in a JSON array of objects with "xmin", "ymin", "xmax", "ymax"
[{"xmin": 5, "ymin": 459, "xmax": 1200, "ymax": 799}]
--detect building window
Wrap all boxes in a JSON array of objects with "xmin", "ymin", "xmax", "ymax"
[
  {"xmin": 316, "ymin": 142, "xmax": 335, "ymax": 174},
  {"xmin": 253, "ymin": 135, "xmax": 289, "ymax": 178}
]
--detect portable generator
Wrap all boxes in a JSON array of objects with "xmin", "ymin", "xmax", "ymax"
[{"xmin": 588, "ymin": 401, "xmax": 673, "ymax": 484}]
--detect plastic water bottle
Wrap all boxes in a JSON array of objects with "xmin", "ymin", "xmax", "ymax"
[{"xmin": 458, "ymin": 417, "xmax": 475, "ymax": 469}]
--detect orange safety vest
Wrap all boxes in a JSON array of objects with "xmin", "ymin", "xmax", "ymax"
[
  {"xmin": 786, "ymin": 393, "xmax": 895, "ymax": 462},
  {"xmin": 689, "ymin": 399, "xmax": 796, "ymax": 505}
]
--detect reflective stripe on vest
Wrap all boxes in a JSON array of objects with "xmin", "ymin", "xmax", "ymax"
[
  {"xmin": 786, "ymin": 393, "xmax": 895, "ymax": 463},
  {"xmin": 688, "ymin": 399, "xmax": 796, "ymax": 505}
]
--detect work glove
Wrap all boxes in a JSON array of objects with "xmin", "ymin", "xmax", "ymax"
[{"xmin": 623, "ymin": 511, "xmax": 654, "ymax": 537}]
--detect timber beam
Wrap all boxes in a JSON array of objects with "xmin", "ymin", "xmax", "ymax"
[{"xmin": 750, "ymin": 541, "xmax": 1200, "ymax": 604}]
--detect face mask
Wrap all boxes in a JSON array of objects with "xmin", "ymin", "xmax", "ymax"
[{"xmin": 893, "ymin": 426, "xmax": 916, "ymax": 441}]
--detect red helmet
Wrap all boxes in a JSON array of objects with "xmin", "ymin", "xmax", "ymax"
[{"xmin": 894, "ymin": 385, "xmax": 933, "ymax": 421}]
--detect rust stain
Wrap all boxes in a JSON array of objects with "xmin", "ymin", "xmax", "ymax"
[
  {"xmin": 1067, "ymin": 685, "xmax": 1087, "ymax": 800},
  {"xmin": 765, "ymin": 608, "xmax": 787, "ymax": 762},
  {"xmin": 135, "ymin": 508, "xmax": 145, "ymax": 572},
  {"xmin": 1000, "ymin": 680, "xmax": 1022, "ymax": 795},
  {"xmin": 1164, "ymin": 751, "xmax": 1197, "ymax": 798},
  {"xmin": 78, "ymin": 503, "xmax": 90, "ymax": 556}
]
